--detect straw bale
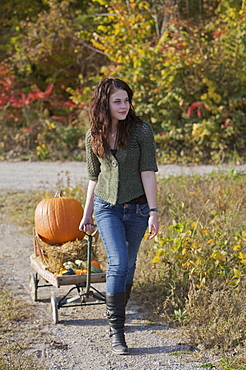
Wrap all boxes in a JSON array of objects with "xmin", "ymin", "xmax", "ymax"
[{"xmin": 37, "ymin": 237, "xmax": 98, "ymax": 273}]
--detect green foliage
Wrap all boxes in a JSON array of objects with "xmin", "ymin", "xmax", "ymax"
[
  {"xmin": 87, "ymin": 0, "xmax": 246, "ymax": 163},
  {"xmin": 152, "ymin": 170, "xmax": 246, "ymax": 290},
  {"xmin": 0, "ymin": 0, "xmax": 246, "ymax": 162},
  {"xmin": 0, "ymin": 0, "xmax": 45, "ymax": 60},
  {"xmin": 136, "ymin": 171, "xmax": 246, "ymax": 351},
  {"xmin": 35, "ymin": 121, "xmax": 86, "ymax": 160}
]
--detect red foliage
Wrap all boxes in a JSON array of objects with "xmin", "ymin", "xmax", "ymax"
[
  {"xmin": 0, "ymin": 64, "xmax": 82, "ymax": 128},
  {"xmin": 0, "ymin": 69, "xmax": 55, "ymax": 109},
  {"xmin": 212, "ymin": 30, "xmax": 226, "ymax": 39},
  {"xmin": 187, "ymin": 102, "xmax": 201, "ymax": 117},
  {"xmin": 64, "ymin": 101, "xmax": 77, "ymax": 108},
  {"xmin": 187, "ymin": 101, "xmax": 210, "ymax": 118},
  {"xmin": 23, "ymin": 127, "xmax": 32, "ymax": 133}
]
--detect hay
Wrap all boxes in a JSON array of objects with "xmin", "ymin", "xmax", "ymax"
[{"xmin": 36, "ymin": 237, "xmax": 98, "ymax": 273}]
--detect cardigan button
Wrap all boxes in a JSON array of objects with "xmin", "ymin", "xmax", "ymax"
[{"xmin": 111, "ymin": 160, "xmax": 118, "ymax": 167}]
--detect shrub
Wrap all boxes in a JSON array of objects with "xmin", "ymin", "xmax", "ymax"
[{"xmin": 135, "ymin": 170, "xmax": 246, "ymax": 351}]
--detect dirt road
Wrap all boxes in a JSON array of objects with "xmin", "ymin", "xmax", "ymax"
[{"xmin": 1, "ymin": 160, "xmax": 245, "ymax": 191}]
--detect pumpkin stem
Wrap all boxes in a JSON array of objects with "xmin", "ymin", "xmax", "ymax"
[{"xmin": 54, "ymin": 190, "xmax": 63, "ymax": 198}]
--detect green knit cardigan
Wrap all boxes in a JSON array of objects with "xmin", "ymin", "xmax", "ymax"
[{"xmin": 85, "ymin": 121, "xmax": 158, "ymax": 205}]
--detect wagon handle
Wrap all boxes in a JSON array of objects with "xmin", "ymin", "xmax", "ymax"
[{"xmin": 84, "ymin": 226, "xmax": 98, "ymax": 295}]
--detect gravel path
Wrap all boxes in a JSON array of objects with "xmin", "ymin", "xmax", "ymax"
[
  {"xmin": 2, "ymin": 161, "xmax": 244, "ymax": 369},
  {"xmin": 0, "ymin": 223, "xmax": 212, "ymax": 370},
  {"xmin": 0, "ymin": 160, "xmax": 245, "ymax": 191}
]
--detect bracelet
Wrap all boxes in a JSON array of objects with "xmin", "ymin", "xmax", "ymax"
[{"xmin": 149, "ymin": 208, "xmax": 158, "ymax": 212}]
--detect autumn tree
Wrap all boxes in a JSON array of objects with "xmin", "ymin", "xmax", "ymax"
[
  {"xmin": 1, "ymin": 0, "xmax": 245, "ymax": 162},
  {"xmin": 86, "ymin": 0, "xmax": 246, "ymax": 163}
]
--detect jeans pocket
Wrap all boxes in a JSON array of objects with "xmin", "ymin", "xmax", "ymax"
[
  {"xmin": 94, "ymin": 196, "xmax": 111, "ymax": 209},
  {"xmin": 137, "ymin": 203, "xmax": 150, "ymax": 217}
]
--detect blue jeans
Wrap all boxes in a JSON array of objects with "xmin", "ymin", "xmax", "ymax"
[{"xmin": 94, "ymin": 196, "xmax": 150, "ymax": 293}]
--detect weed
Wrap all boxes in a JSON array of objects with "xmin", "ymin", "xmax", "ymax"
[
  {"xmin": 170, "ymin": 351, "xmax": 185, "ymax": 356},
  {"xmin": 0, "ymin": 285, "xmax": 42, "ymax": 369},
  {"xmin": 135, "ymin": 170, "xmax": 246, "ymax": 357},
  {"xmin": 217, "ymin": 356, "xmax": 246, "ymax": 370}
]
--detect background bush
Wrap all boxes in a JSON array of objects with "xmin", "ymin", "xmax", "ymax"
[{"xmin": 0, "ymin": 0, "xmax": 245, "ymax": 162}]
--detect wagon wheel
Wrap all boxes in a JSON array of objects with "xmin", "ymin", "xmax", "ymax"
[
  {"xmin": 50, "ymin": 292, "xmax": 59, "ymax": 324},
  {"xmin": 29, "ymin": 273, "xmax": 38, "ymax": 301}
]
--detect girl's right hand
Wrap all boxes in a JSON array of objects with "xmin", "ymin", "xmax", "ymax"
[{"xmin": 79, "ymin": 216, "xmax": 95, "ymax": 233}]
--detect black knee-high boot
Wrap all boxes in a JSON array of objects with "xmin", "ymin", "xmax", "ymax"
[
  {"xmin": 106, "ymin": 292, "xmax": 129, "ymax": 355},
  {"xmin": 126, "ymin": 284, "xmax": 133, "ymax": 305}
]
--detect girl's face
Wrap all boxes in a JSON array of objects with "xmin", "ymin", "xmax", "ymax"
[{"xmin": 109, "ymin": 89, "xmax": 130, "ymax": 126}]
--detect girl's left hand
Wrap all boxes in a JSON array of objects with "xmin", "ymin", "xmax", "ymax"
[{"xmin": 148, "ymin": 213, "xmax": 159, "ymax": 239}]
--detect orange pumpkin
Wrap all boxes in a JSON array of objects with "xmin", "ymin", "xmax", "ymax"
[
  {"xmin": 34, "ymin": 191, "xmax": 85, "ymax": 245},
  {"xmin": 74, "ymin": 269, "xmax": 87, "ymax": 275},
  {"xmin": 85, "ymin": 260, "xmax": 101, "ymax": 269}
]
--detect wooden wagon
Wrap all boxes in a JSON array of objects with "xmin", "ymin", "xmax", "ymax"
[{"xmin": 30, "ymin": 229, "xmax": 106, "ymax": 324}]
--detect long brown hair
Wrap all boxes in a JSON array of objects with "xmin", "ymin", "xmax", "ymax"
[{"xmin": 89, "ymin": 78, "xmax": 143, "ymax": 158}]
